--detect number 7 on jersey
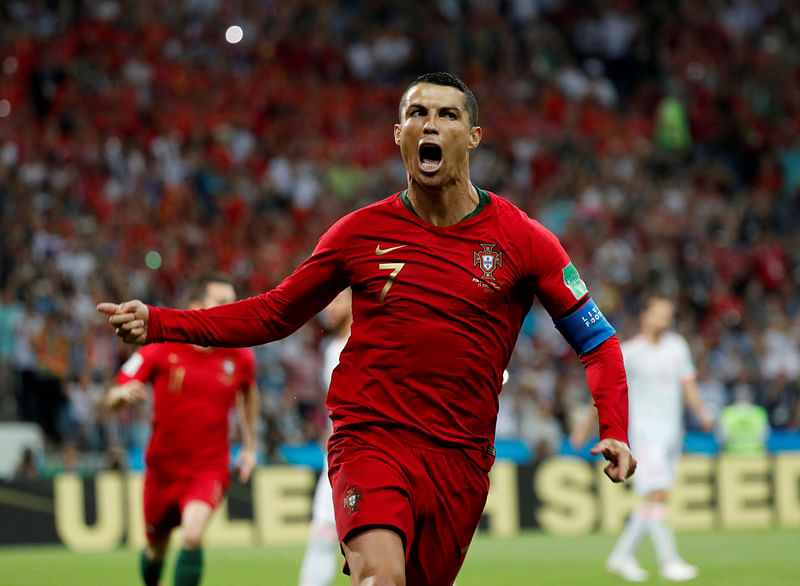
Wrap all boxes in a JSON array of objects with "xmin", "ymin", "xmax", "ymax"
[{"xmin": 378, "ymin": 262, "xmax": 405, "ymax": 303}]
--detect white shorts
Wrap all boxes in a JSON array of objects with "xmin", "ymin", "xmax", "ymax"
[
  {"xmin": 310, "ymin": 459, "xmax": 336, "ymax": 528},
  {"xmin": 629, "ymin": 435, "xmax": 681, "ymax": 497}
]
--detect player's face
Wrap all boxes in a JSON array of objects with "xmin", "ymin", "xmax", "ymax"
[
  {"xmin": 642, "ymin": 299, "xmax": 674, "ymax": 335},
  {"xmin": 394, "ymin": 83, "xmax": 481, "ymax": 189},
  {"xmin": 202, "ymin": 282, "xmax": 236, "ymax": 309}
]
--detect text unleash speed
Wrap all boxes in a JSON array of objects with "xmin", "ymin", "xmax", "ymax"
[{"xmin": 1, "ymin": 454, "xmax": 798, "ymax": 551}]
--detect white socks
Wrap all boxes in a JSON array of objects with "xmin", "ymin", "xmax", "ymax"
[
  {"xmin": 609, "ymin": 507, "xmax": 648, "ymax": 563},
  {"xmin": 610, "ymin": 503, "xmax": 681, "ymax": 568},
  {"xmin": 645, "ymin": 502, "xmax": 680, "ymax": 567},
  {"xmin": 299, "ymin": 524, "xmax": 339, "ymax": 586}
]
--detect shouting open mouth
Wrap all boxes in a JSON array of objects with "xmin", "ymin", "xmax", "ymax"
[{"xmin": 419, "ymin": 142, "xmax": 443, "ymax": 173}]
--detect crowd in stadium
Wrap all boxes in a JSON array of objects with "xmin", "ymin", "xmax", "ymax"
[{"xmin": 1, "ymin": 0, "xmax": 799, "ymax": 474}]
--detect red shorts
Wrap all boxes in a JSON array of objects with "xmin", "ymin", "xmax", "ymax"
[
  {"xmin": 143, "ymin": 467, "xmax": 229, "ymax": 543},
  {"xmin": 328, "ymin": 425, "xmax": 493, "ymax": 586}
]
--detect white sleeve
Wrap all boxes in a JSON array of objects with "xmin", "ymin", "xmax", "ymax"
[
  {"xmin": 678, "ymin": 336, "xmax": 696, "ymax": 383},
  {"xmin": 120, "ymin": 352, "xmax": 144, "ymax": 376}
]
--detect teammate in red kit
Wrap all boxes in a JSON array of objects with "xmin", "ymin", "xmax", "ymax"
[
  {"xmin": 99, "ymin": 72, "xmax": 635, "ymax": 586},
  {"xmin": 105, "ymin": 275, "xmax": 259, "ymax": 586}
]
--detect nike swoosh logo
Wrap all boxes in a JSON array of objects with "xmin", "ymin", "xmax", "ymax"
[{"xmin": 375, "ymin": 244, "xmax": 407, "ymax": 255}]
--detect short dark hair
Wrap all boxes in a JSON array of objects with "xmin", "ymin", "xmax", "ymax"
[
  {"xmin": 401, "ymin": 72, "xmax": 478, "ymax": 127},
  {"xmin": 640, "ymin": 295, "xmax": 674, "ymax": 314},
  {"xmin": 186, "ymin": 273, "xmax": 234, "ymax": 304}
]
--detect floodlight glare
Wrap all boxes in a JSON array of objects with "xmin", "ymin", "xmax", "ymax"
[{"xmin": 225, "ymin": 25, "xmax": 243, "ymax": 44}]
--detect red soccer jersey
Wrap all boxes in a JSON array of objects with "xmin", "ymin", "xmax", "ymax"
[
  {"xmin": 147, "ymin": 189, "xmax": 627, "ymax": 450},
  {"xmin": 115, "ymin": 343, "xmax": 256, "ymax": 475}
]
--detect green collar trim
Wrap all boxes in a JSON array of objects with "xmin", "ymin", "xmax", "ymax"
[{"xmin": 400, "ymin": 186, "xmax": 489, "ymax": 222}]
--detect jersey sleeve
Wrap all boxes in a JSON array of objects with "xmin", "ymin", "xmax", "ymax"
[
  {"xmin": 580, "ymin": 335, "xmax": 629, "ymax": 444},
  {"xmin": 146, "ymin": 216, "xmax": 353, "ymax": 347},
  {"xmin": 527, "ymin": 220, "xmax": 615, "ymax": 354},
  {"xmin": 529, "ymin": 221, "xmax": 590, "ymax": 318},
  {"xmin": 114, "ymin": 346, "xmax": 158, "ymax": 385},
  {"xmin": 526, "ymin": 220, "xmax": 628, "ymax": 443}
]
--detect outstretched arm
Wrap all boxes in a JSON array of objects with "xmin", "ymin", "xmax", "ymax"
[
  {"xmin": 97, "ymin": 300, "xmax": 149, "ymax": 345},
  {"xmin": 97, "ymin": 220, "xmax": 350, "ymax": 348},
  {"xmin": 579, "ymin": 335, "xmax": 636, "ymax": 482},
  {"xmin": 528, "ymin": 225, "xmax": 635, "ymax": 482}
]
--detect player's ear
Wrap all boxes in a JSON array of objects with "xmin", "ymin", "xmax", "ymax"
[
  {"xmin": 468, "ymin": 126, "xmax": 482, "ymax": 149},
  {"xmin": 394, "ymin": 124, "xmax": 401, "ymax": 145}
]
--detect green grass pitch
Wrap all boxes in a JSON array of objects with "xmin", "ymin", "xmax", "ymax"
[{"xmin": 0, "ymin": 528, "xmax": 796, "ymax": 585}]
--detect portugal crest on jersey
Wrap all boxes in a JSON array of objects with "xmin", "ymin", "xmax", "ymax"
[
  {"xmin": 343, "ymin": 486, "xmax": 363, "ymax": 516},
  {"xmin": 474, "ymin": 243, "xmax": 503, "ymax": 280}
]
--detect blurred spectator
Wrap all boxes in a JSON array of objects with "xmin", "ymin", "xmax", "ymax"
[
  {"xmin": 0, "ymin": 284, "xmax": 24, "ymax": 416},
  {"xmin": 13, "ymin": 446, "xmax": 40, "ymax": 480},
  {"xmin": 262, "ymin": 412, "xmax": 286, "ymax": 465},
  {"xmin": 39, "ymin": 443, "xmax": 91, "ymax": 478},
  {"xmin": 759, "ymin": 306, "xmax": 800, "ymax": 428},
  {"xmin": 63, "ymin": 369, "xmax": 105, "ymax": 451},
  {"xmin": 653, "ymin": 88, "xmax": 692, "ymax": 157},
  {"xmin": 30, "ymin": 311, "xmax": 69, "ymax": 444},
  {"xmin": 513, "ymin": 371, "xmax": 564, "ymax": 462},
  {"xmin": 693, "ymin": 354, "xmax": 727, "ymax": 429},
  {"xmin": 718, "ymin": 384, "xmax": 770, "ymax": 454},
  {"xmin": 1, "ymin": 0, "xmax": 800, "ymax": 469},
  {"xmin": 105, "ymin": 443, "xmax": 127, "ymax": 472},
  {"xmin": 12, "ymin": 299, "xmax": 43, "ymax": 425}
]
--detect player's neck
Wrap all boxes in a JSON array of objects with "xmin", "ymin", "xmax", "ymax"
[
  {"xmin": 406, "ymin": 178, "xmax": 478, "ymax": 227},
  {"xmin": 643, "ymin": 330, "xmax": 663, "ymax": 344}
]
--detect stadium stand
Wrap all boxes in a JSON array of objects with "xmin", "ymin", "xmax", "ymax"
[{"xmin": 1, "ymin": 0, "xmax": 799, "ymax": 476}]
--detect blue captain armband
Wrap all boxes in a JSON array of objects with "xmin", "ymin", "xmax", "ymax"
[{"xmin": 553, "ymin": 297, "xmax": 615, "ymax": 355}]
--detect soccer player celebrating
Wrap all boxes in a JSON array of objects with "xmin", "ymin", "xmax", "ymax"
[
  {"xmin": 99, "ymin": 72, "xmax": 635, "ymax": 586},
  {"xmin": 605, "ymin": 296, "xmax": 714, "ymax": 582},
  {"xmin": 299, "ymin": 288, "xmax": 352, "ymax": 586},
  {"xmin": 105, "ymin": 275, "xmax": 259, "ymax": 586}
]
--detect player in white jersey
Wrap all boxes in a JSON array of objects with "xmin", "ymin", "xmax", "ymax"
[
  {"xmin": 299, "ymin": 289, "xmax": 352, "ymax": 586},
  {"xmin": 606, "ymin": 297, "xmax": 714, "ymax": 582}
]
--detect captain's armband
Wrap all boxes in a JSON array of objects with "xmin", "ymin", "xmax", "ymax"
[{"xmin": 553, "ymin": 297, "xmax": 615, "ymax": 355}]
